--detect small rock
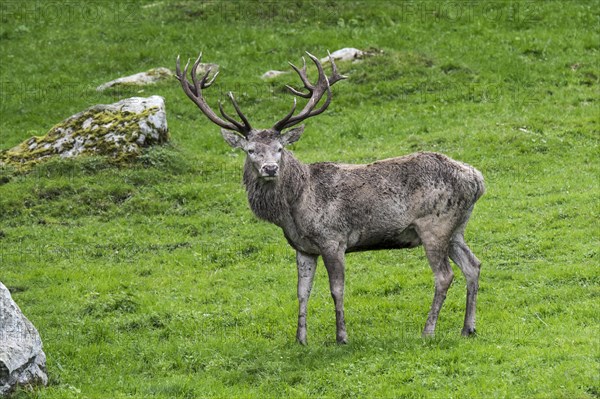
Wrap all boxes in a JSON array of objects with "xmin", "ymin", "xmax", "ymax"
[
  {"xmin": 0, "ymin": 281, "xmax": 48, "ymax": 396},
  {"xmin": 320, "ymin": 48, "xmax": 369, "ymax": 63},
  {"xmin": 262, "ymin": 49, "xmax": 377, "ymax": 79},
  {"xmin": 261, "ymin": 70, "xmax": 290, "ymax": 79},
  {"xmin": 96, "ymin": 67, "xmax": 172, "ymax": 92},
  {"xmin": 142, "ymin": 1, "xmax": 163, "ymax": 8},
  {"xmin": 1, "ymin": 96, "xmax": 169, "ymax": 168}
]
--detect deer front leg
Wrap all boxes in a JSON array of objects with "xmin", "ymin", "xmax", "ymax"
[
  {"xmin": 296, "ymin": 251, "xmax": 318, "ymax": 345},
  {"xmin": 321, "ymin": 244, "xmax": 348, "ymax": 344}
]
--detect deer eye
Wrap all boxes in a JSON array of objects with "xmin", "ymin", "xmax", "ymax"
[
  {"xmin": 248, "ymin": 149, "xmax": 255, "ymax": 155},
  {"xmin": 277, "ymin": 147, "xmax": 283, "ymax": 153}
]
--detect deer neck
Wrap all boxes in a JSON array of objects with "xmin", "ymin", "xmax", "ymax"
[{"xmin": 243, "ymin": 150, "xmax": 308, "ymax": 226}]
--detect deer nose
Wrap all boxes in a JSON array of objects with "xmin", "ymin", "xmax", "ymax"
[{"xmin": 262, "ymin": 164, "xmax": 279, "ymax": 177}]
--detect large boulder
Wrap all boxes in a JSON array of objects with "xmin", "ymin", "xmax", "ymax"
[
  {"xmin": 0, "ymin": 282, "xmax": 48, "ymax": 396},
  {"xmin": 1, "ymin": 95, "xmax": 169, "ymax": 168}
]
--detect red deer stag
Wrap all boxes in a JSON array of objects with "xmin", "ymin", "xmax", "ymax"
[{"xmin": 176, "ymin": 52, "xmax": 485, "ymax": 344}]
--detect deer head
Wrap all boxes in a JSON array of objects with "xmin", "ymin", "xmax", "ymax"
[{"xmin": 176, "ymin": 51, "xmax": 346, "ymax": 180}]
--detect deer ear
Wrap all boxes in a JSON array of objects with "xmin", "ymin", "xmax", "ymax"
[
  {"xmin": 279, "ymin": 125, "xmax": 305, "ymax": 146},
  {"xmin": 221, "ymin": 129, "xmax": 247, "ymax": 149}
]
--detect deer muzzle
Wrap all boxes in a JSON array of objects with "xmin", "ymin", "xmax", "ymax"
[{"xmin": 261, "ymin": 163, "xmax": 279, "ymax": 178}]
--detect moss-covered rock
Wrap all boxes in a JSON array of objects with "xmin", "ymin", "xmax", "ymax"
[{"xmin": 0, "ymin": 96, "xmax": 169, "ymax": 169}]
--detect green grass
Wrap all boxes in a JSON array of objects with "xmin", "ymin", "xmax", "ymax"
[{"xmin": 1, "ymin": 1, "xmax": 599, "ymax": 398}]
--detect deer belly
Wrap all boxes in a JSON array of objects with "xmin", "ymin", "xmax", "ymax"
[{"xmin": 346, "ymin": 227, "xmax": 421, "ymax": 253}]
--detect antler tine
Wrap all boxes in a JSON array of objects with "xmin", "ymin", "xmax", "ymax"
[
  {"xmin": 305, "ymin": 52, "xmax": 326, "ymax": 84},
  {"xmin": 218, "ymin": 100, "xmax": 246, "ymax": 132},
  {"xmin": 271, "ymin": 50, "xmax": 346, "ymax": 132},
  {"xmin": 190, "ymin": 53, "xmax": 204, "ymax": 96},
  {"xmin": 177, "ymin": 53, "xmax": 225, "ymax": 93},
  {"xmin": 175, "ymin": 55, "xmax": 195, "ymax": 93},
  {"xmin": 203, "ymin": 69, "xmax": 219, "ymax": 88},
  {"xmin": 217, "ymin": 92, "xmax": 253, "ymax": 132},
  {"xmin": 190, "ymin": 53, "xmax": 219, "ymax": 89},
  {"xmin": 288, "ymin": 57, "xmax": 313, "ymax": 90},
  {"xmin": 327, "ymin": 50, "xmax": 348, "ymax": 85},
  {"xmin": 175, "ymin": 54, "xmax": 185, "ymax": 83},
  {"xmin": 272, "ymin": 98, "xmax": 298, "ymax": 132},
  {"xmin": 227, "ymin": 92, "xmax": 252, "ymax": 129},
  {"xmin": 175, "ymin": 54, "xmax": 182, "ymax": 80},
  {"xmin": 285, "ymin": 84, "xmax": 311, "ymax": 98},
  {"xmin": 191, "ymin": 51, "xmax": 203, "ymax": 80},
  {"xmin": 175, "ymin": 52, "xmax": 252, "ymax": 137}
]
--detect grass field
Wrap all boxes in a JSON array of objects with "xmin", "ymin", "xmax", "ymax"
[{"xmin": 1, "ymin": 1, "xmax": 599, "ymax": 398}]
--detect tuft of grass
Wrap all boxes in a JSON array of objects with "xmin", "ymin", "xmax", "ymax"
[{"xmin": 1, "ymin": 1, "xmax": 598, "ymax": 398}]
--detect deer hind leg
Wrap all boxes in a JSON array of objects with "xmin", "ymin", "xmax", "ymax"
[
  {"xmin": 296, "ymin": 251, "xmax": 318, "ymax": 345},
  {"xmin": 419, "ymin": 229, "xmax": 454, "ymax": 337},
  {"xmin": 449, "ymin": 234, "xmax": 481, "ymax": 336}
]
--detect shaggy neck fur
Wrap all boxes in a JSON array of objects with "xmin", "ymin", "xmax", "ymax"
[{"xmin": 243, "ymin": 150, "xmax": 308, "ymax": 226}]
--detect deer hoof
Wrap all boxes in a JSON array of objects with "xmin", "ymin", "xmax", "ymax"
[
  {"xmin": 461, "ymin": 327, "xmax": 477, "ymax": 337},
  {"xmin": 296, "ymin": 330, "xmax": 308, "ymax": 345},
  {"xmin": 336, "ymin": 335, "xmax": 348, "ymax": 345},
  {"xmin": 422, "ymin": 330, "xmax": 435, "ymax": 338}
]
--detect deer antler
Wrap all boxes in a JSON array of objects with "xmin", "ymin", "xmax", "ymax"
[
  {"xmin": 273, "ymin": 51, "xmax": 347, "ymax": 132},
  {"xmin": 176, "ymin": 53, "xmax": 252, "ymax": 137}
]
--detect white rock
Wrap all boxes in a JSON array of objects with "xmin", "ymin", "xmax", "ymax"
[
  {"xmin": 0, "ymin": 282, "xmax": 48, "ymax": 396},
  {"xmin": 321, "ymin": 48, "xmax": 365, "ymax": 63},
  {"xmin": 96, "ymin": 67, "xmax": 173, "ymax": 92},
  {"xmin": 261, "ymin": 70, "xmax": 290, "ymax": 79}
]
